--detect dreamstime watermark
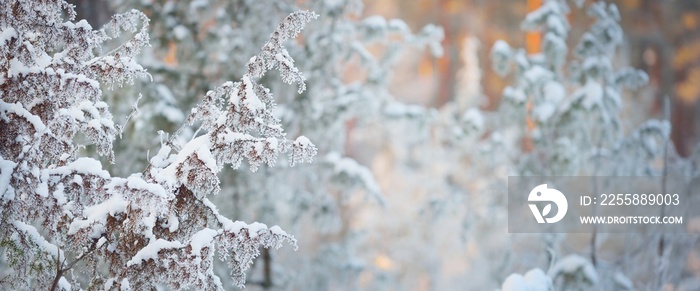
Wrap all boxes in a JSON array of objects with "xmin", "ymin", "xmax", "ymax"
[{"xmin": 508, "ymin": 176, "xmax": 699, "ymax": 233}]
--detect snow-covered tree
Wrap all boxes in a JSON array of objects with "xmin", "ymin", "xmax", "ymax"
[
  {"xmin": 99, "ymin": 0, "xmax": 443, "ymax": 288},
  {"xmin": 488, "ymin": 0, "xmax": 659, "ymax": 176},
  {"xmin": 0, "ymin": 1, "xmax": 318, "ymax": 289},
  {"xmin": 485, "ymin": 1, "xmax": 698, "ymax": 290}
]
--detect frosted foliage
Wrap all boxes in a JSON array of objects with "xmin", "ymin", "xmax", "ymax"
[
  {"xmin": 491, "ymin": 40, "xmax": 512, "ymax": 77},
  {"xmin": 246, "ymin": 11, "xmax": 319, "ymax": 93},
  {"xmin": 0, "ymin": 2, "xmax": 314, "ymax": 290},
  {"xmin": 548, "ymin": 255, "xmax": 599, "ymax": 290},
  {"xmin": 323, "ymin": 152, "xmax": 381, "ymax": 198},
  {"xmin": 490, "ymin": 2, "xmax": 685, "ymax": 290},
  {"xmin": 173, "ymin": 11, "xmax": 318, "ymax": 178},
  {"xmin": 487, "ymin": 0, "xmax": 653, "ymax": 176},
  {"xmin": 500, "ymin": 268, "xmax": 553, "ymax": 291},
  {"xmin": 521, "ymin": 0, "xmax": 570, "ymax": 68},
  {"xmin": 101, "ymin": 0, "xmax": 443, "ymax": 289}
]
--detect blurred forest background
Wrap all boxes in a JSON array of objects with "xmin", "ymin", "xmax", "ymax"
[
  {"xmin": 368, "ymin": 0, "xmax": 699, "ymax": 159},
  {"xmin": 68, "ymin": 0, "xmax": 700, "ymax": 154},
  {"xmin": 54, "ymin": 0, "xmax": 700, "ymax": 290}
]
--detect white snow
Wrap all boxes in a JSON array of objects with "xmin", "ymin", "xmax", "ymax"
[
  {"xmin": 221, "ymin": 131, "xmax": 255, "ymax": 143},
  {"xmin": 363, "ymin": 16, "xmax": 387, "ymax": 29},
  {"xmin": 514, "ymin": 50, "xmax": 530, "ymax": 68},
  {"xmin": 62, "ymin": 19, "xmax": 93, "ymax": 30},
  {"xmin": 68, "ymin": 194, "xmax": 129, "ymax": 236},
  {"xmin": 50, "ymin": 181, "xmax": 66, "ymax": 206},
  {"xmin": 269, "ymin": 225, "xmax": 288, "ymax": 237},
  {"xmin": 543, "ymin": 81, "xmax": 565, "ymax": 104},
  {"xmin": 202, "ymin": 197, "xmax": 245, "ymax": 233},
  {"xmin": 524, "ymin": 65, "xmax": 553, "ymax": 85},
  {"xmin": 325, "ymin": 152, "xmax": 381, "ymax": 195},
  {"xmin": 0, "ymin": 27, "xmax": 17, "ymax": 45},
  {"xmin": 492, "ymin": 40, "xmax": 511, "ymax": 56},
  {"xmin": 254, "ymin": 140, "xmax": 266, "ymax": 156},
  {"xmin": 97, "ymin": 237, "xmax": 107, "ymax": 248},
  {"xmin": 578, "ymin": 80, "xmax": 603, "ymax": 110},
  {"xmin": 120, "ymin": 278, "xmax": 131, "ymax": 291},
  {"xmin": 225, "ymin": 82, "xmax": 240, "ymax": 109},
  {"xmin": 462, "ymin": 108, "xmax": 484, "ymax": 131},
  {"xmin": 241, "ymin": 75, "xmax": 265, "ymax": 111},
  {"xmin": 160, "ymin": 135, "xmax": 218, "ymax": 185},
  {"xmin": 543, "ymin": 33, "xmax": 567, "ymax": 65},
  {"xmin": 223, "ymin": 220, "xmax": 247, "ymax": 234},
  {"xmin": 125, "ymin": 174, "xmax": 169, "ymax": 198},
  {"xmin": 49, "ymin": 157, "xmax": 110, "ymax": 179},
  {"xmin": 246, "ymin": 222, "xmax": 268, "ymax": 238},
  {"xmin": 503, "ymin": 86, "xmax": 527, "ymax": 103},
  {"xmin": 383, "ymin": 102, "xmax": 426, "ymax": 118},
  {"xmin": 189, "ymin": 0, "xmax": 208, "ymax": 11},
  {"xmin": 201, "ymin": 197, "xmax": 276, "ymax": 237},
  {"xmin": 266, "ymin": 137, "xmax": 279, "ymax": 151},
  {"xmin": 149, "ymin": 145, "xmax": 172, "ymax": 168},
  {"xmin": 142, "ymin": 213, "xmax": 156, "ymax": 242},
  {"xmin": 500, "ymin": 268, "xmax": 552, "ymax": 291},
  {"xmin": 388, "ymin": 19, "xmax": 409, "ymax": 34},
  {"xmin": 0, "ymin": 100, "xmax": 46, "ymax": 132},
  {"xmin": 422, "ymin": 24, "xmax": 444, "ymax": 57},
  {"xmin": 275, "ymin": 52, "xmax": 298, "ymax": 77},
  {"xmin": 7, "ymin": 59, "xmax": 100, "ymax": 89},
  {"xmin": 172, "ymin": 25, "xmax": 189, "ymax": 40},
  {"xmin": 0, "ymin": 158, "xmax": 17, "ymax": 201},
  {"xmin": 59, "ymin": 107, "xmax": 86, "ymax": 122},
  {"xmin": 103, "ymin": 278, "xmax": 117, "ymax": 290},
  {"xmin": 8, "ymin": 58, "xmax": 30, "ymax": 78},
  {"xmin": 294, "ymin": 136, "xmax": 312, "ymax": 148},
  {"xmin": 582, "ymin": 56, "xmax": 612, "ymax": 75},
  {"xmin": 35, "ymin": 50, "xmax": 52, "ymax": 68},
  {"xmin": 189, "ymin": 228, "xmax": 218, "ymax": 256},
  {"xmin": 534, "ymin": 102, "xmax": 556, "ymax": 122},
  {"xmin": 35, "ymin": 173, "xmax": 49, "ymax": 197},
  {"xmin": 13, "ymin": 221, "xmax": 62, "ymax": 259},
  {"xmin": 548, "ymin": 254, "xmax": 599, "ymax": 284},
  {"xmin": 126, "ymin": 238, "xmax": 184, "ymax": 266},
  {"xmin": 57, "ymin": 276, "xmax": 71, "ymax": 290},
  {"xmin": 546, "ymin": 14, "xmax": 568, "ymax": 37},
  {"xmin": 167, "ymin": 212, "xmax": 179, "ymax": 232}
]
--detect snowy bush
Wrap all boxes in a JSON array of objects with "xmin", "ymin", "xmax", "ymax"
[
  {"xmin": 487, "ymin": 1, "xmax": 697, "ymax": 290},
  {"xmin": 100, "ymin": 0, "xmax": 443, "ymax": 288},
  {"xmin": 488, "ymin": 0, "xmax": 657, "ymax": 176},
  {"xmin": 0, "ymin": 1, "xmax": 317, "ymax": 289}
]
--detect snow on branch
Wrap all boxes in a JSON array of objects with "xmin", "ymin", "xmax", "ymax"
[
  {"xmin": 156, "ymin": 10, "xmax": 319, "ymax": 196},
  {"xmin": 246, "ymin": 11, "xmax": 318, "ymax": 93},
  {"xmin": 0, "ymin": 2, "xmax": 315, "ymax": 290},
  {"xmin": 87, "ymin": 9, "xmax": 151, "ymax": 88}
]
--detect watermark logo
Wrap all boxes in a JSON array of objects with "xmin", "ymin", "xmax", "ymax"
[{"xmin": 528, "ymin": 184, "xmax": 568, "ymax": 223}]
